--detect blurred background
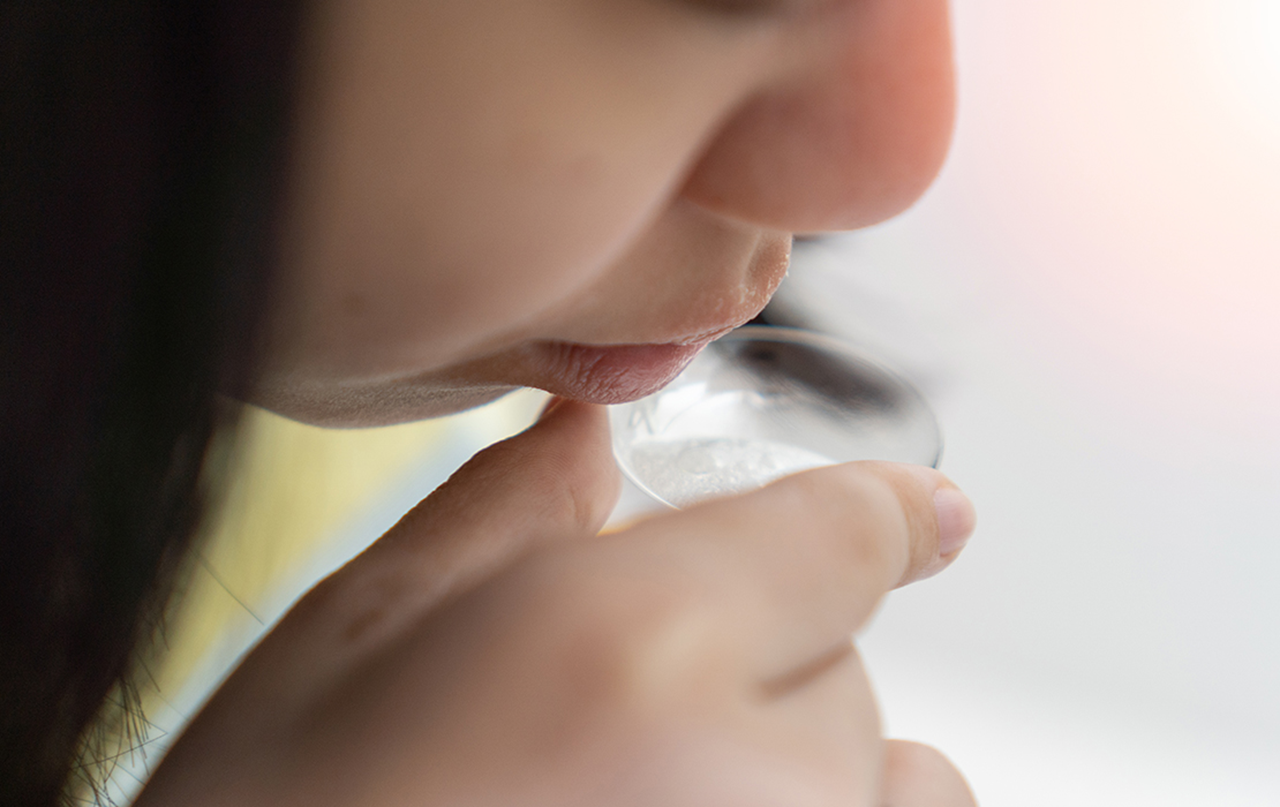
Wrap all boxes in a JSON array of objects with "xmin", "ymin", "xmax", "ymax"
[
  {"xmin": 116, "ymin": 0, "xmax": 1278, "ymax": 803},
  {"xmin": 798, "ymin": 0, "xmax": 1280, "ymax": 802}
]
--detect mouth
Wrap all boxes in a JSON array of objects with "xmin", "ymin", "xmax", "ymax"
[{"xmin": 524, "ymin": 339, "xmax": 715, "ymax": 404}]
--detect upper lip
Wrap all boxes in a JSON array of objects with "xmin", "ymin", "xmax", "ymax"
[
  {"xmin": 558, "ymin": 307, "xmax": 764, "ymax": 351},
  {"xmin": 669, "ymin": 323, "xmax": 742, "ymax": 346}
]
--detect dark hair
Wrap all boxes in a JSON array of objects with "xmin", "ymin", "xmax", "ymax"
[{"xmin": 2, "ymin": 2, "xmax": 303, "ymax": 803}]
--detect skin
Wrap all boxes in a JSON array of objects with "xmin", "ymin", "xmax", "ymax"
[
  {"xmin": 255, "ymin": 0, "xmax": 955, "ymax": 425},
  {"xmin": 142, "ymin": 0, "xmax": 977, "ymax": 804},
  {"xmin": 138, "ymin": 402, "xmax": 977, "ymax": 806}
]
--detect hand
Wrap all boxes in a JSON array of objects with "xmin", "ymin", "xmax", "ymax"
[{"xmin": 136, "ymin": 399, "xmax": 977, "ymax": 806}]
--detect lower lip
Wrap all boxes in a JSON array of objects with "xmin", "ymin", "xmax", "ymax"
[{"xmin": 535, "ymin": 341, "xmax": 711, "ymax": 404}]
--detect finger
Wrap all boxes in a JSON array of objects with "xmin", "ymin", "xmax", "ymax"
[
  {"xmin": 617, "ymin": 461, "xmax": 975, "ymax": 677},
  {"xmin": 364, "ymin": 397, "xmax": 619, "ymax": 595},
  {"xmin": 286, "ymin": 398, "xmax": 620, "ymax": 658},
  {"xmin": 881, "ymin": 740, "xmax": 976, "ymax": 807}
]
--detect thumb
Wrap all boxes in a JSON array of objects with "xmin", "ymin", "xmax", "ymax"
[{"xmin": 350, "ymin": 397, "xmax": 620, "ymax": 612}]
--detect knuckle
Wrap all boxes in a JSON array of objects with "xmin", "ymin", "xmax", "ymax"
[
  {"xmin": 485, "ymin": 436, "xmax": 616, "ymax": 533},
  {"xmin": 539, "ymin": 454, "xmax": 610, "ymax": 532}
]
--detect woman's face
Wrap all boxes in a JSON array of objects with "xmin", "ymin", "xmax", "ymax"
[{"xmin": 255, "ymin": 0, "xmax": 954, "ymax": 426}]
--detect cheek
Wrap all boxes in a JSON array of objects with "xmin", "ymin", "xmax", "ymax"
[
  {"xmin": 270, "ymin": 0, "xmax": 771, "ymax": 383},
  {"xmin": 681, "ymin": 0, "xmax": 956, "ymax": 231},
  {"xmin": 275, "ymin": 110, "xmax": 675, "ymax": 383}
]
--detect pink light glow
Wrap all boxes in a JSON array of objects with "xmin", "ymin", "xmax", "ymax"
[{"xmin": 937, "ymin": 0, "xmax": 1280, "ymax": 421}]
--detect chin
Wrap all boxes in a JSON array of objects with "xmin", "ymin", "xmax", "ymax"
[{"xmin": 244, "ymin": 377, "xmax": 520, "ymax": 428}]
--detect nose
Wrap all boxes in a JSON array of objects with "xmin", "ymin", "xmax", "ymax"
[{"xmin": 681, "ymin": 0, "xmax": 955, "ymax": 233}]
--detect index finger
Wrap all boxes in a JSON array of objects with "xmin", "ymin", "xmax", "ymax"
[{"xmin": 620, "ymin": 461, "xmax": 975, "ymax": 680}]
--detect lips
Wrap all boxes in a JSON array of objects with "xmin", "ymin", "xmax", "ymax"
[{"xmin": 528, "ymin": 340, "xmax": 711, "ymax": 404}]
